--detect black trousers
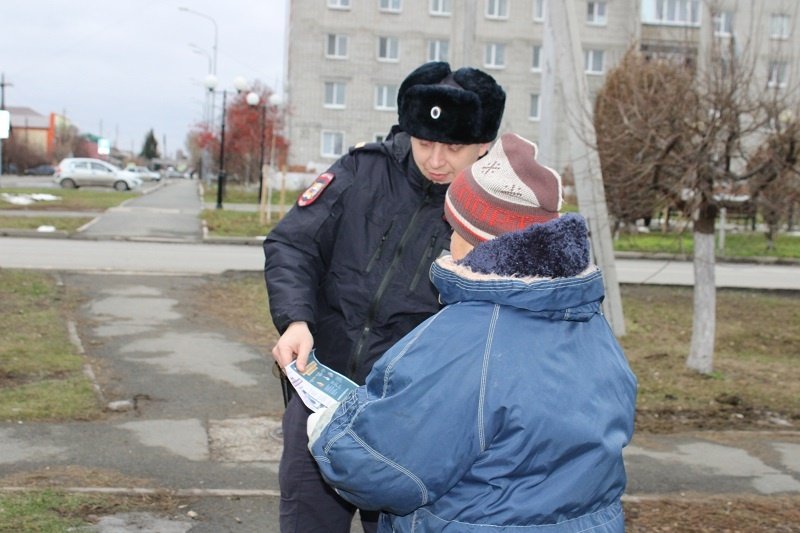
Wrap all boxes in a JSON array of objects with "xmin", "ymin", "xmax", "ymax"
[{"xmin": 279, "ymin": 394, "xmax": 379, "ymax": 533}]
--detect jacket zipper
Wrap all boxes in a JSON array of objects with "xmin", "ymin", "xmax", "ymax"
[
  {"xmin": 349, "ymin": 185, "xmax": 433, "ymax": 377},
  {"xmin": 365, "ymin": 220, "xmax": 394, "ymax": 273},
  {"xmin": 408, "ymin": 233, "xmax": 439, "ymax": 293}
]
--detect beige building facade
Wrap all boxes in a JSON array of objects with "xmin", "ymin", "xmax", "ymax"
[{"xmin": 284, "ymin": 0, "xmax": 798, "ymax": 171}]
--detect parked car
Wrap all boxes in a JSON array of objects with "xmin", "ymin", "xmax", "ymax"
[
  {"xmin": 54, "ymin": 158, "xmax": 141, "ymax": 191},
  {"xmin": 162, "ymin": 166, "xmax": 190, "ymax": 179},
  {"xmin": 24, "ymin": 164, "xmax": 56, "ymax": 176},
  {"xmin": 121, "ymin": 164, "xmax": 161, "ymax": 182}
]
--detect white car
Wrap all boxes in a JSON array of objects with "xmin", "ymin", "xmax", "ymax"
[
  {"xmin": 54, "ymin": 158, "xmax": 141, "ymax": 191},
  {"xmin": 122, "ymin": 165, "xmax": 161, "ymax": 182}
]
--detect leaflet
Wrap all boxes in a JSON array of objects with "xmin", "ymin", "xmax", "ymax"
[{"xmin": 285, "ymin": 351, "xmax": 358, "ymax": 412}]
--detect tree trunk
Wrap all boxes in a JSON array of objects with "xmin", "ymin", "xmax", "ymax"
[{"xmin": 687, "ymin": 210, "xmax": 716, "ymax": 374}]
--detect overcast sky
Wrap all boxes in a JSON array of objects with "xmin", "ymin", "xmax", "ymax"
[{"xmin": 1, "ymin": 0, "xmax": 286, "ymax": 159}]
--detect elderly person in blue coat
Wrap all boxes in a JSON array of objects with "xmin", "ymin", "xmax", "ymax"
[{"xmin": 307, "ymin": 132, "xmax": 638, "ymax": 532}]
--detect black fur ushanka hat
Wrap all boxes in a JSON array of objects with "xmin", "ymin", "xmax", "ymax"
[{"xmin": 397, "ymin": 62, "xmax": 506, "ymax": 145}]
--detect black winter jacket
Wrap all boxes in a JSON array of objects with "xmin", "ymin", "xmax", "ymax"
[{"xmin": 263, "ymin": 130, "xmax": 452, "ymax": 383}]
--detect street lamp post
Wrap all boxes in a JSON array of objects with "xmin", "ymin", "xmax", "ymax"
[
  {"xmin": 205, "ymin": 75, "xmax": 250, "ymax": 210},
  {"xmin": 178, "ymin": 7, "xmax": 218, "ymax": 119},
  {"xmin": 246, "ymin": 91, "xmax": 267, "ymax": 205}
]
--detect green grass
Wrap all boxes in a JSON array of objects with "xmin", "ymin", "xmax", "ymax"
[
  {"xmin": 202, "ymin": 209, "xmax": 278, "ymax": 237},
  {"xmin": 0, "ymin": 489, "xmax": 174, "ymax": 532},
  {"xmin": 0, "ymin": 188, "xmax": 137, "ymax": 211},
  {"xmin": 614, "ymin": 230, "xmax": 800, "ymax": 259},
  {"xmin": 203, "ymin": 184, "xmax": 303, "ymax": 205},
  {"xmin": 0, "ymin": 215, "xmax": 94, "ymax": 233},
  {"xmin": 0, "ymin": 271, "xmax": 101, "ymax": 422}
]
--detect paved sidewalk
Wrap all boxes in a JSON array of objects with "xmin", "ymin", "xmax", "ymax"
[{"xmin": 1, "ymin": 272, "xmax": 798, "ymax": 532}]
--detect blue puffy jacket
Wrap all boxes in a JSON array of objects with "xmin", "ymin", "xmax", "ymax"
[
  {"xmin": 264, "ymin": 129, "xmax": 452, "ymax": 383},
  {"xmin": 310, "ymin": 214, "xmax": 638, "ymax": 532}
]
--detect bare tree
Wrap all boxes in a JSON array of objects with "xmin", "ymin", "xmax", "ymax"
[{"xmin": 594, "ymin": 12, "xmax": 799, "ymax": 374}]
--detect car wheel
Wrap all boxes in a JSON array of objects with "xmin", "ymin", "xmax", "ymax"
[
  {"xmin": 113, "ymin": 180, "xmax": 130, "ymax": 191},
  {"xmin": 60, "ymin": 178, "xmax": 77, "ymax": 189}
]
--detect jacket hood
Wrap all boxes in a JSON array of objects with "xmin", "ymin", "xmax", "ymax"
[{"xmin": 432, "ymin": 213, "xmax": 604, "ymax": 320}]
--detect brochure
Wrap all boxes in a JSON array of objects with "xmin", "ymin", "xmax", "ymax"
[{"xmin": 285, "ymin": 351, "xmax": 358, "ymax": 412}]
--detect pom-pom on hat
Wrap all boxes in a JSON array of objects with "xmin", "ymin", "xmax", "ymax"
[
  {"xmin": 397, "ymin": 62, "xmax": 506, "ymax": 145},
  {"xmin": 445, "ymin": 132, "xmax": 563, "ymax": 246}
]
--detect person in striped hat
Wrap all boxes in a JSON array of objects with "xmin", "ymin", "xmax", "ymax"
[{"xmin": 308, "ymin": 132, "xmax": 638, "ymax": 533}]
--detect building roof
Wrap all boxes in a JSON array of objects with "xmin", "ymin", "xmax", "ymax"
[{"xmin": 7, "ymin": 106, "xmax": 50, "ymax": 129}]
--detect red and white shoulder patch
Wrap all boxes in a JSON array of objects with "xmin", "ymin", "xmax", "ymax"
[{"xmin": 297, "ymin": 172, "xmax": 335, "ymax": 207}]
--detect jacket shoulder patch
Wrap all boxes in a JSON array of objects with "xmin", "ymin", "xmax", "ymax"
[{"xmin": 298, "ymin": 172, "xmax": 335, "ymax": 207}]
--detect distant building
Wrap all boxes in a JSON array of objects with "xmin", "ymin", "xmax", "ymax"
[{"xmin": 284, "ymin": 0, "xmax": 798, "ymax": 172}]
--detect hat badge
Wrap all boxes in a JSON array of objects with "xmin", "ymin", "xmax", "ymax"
[{"xmin": 430, "ymin": 106, "xmax": 441, "ymax": 119}]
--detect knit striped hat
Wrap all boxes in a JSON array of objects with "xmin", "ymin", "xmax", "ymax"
[{"xmin": 444, "ymin": 132, "xmax": 563, "ymax": 246}]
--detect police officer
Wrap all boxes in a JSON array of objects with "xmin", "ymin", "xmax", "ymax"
[{"xmin": 263, "ymin": 61, "xmax": 505, "ymax": 533}]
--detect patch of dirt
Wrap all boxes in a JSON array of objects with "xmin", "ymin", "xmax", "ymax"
[
  {"xmin": 624, "ymin": 495, "xmax": 800, "ymax": 532},
  {"xmin": 0, "ymin": 466, "xmax": 155, "ymax": 489},
  {"xmin": 636, "ymin": 406, "xmax": 798, "ymax": 433}
]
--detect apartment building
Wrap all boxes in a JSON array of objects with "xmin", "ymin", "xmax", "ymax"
[{"xmin": 284, "ymin": 0, "xmax": 798, "ymax": 171}]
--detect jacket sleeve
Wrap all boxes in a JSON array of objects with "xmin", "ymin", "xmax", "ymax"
[
  {"xmin": 263, "ymin": 156, "xmax": 356, "ymax": 334},
  {"xmin": 309, "ymin": 317, "xmax": 485, "ymax": 514}
]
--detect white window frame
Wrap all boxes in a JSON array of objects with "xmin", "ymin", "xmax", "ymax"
[
  {"xmin": 427, "ymin": 39, "xmax": 449, "ymax": 62},
  {"xmin": 529, "ymin": 93, "xmax": 541, "ymax": 121},
  {"xmin": 585, "ymin": 48, "xmax": 604, "ymax": 74},
  {"xmin": 531, "ymin": 44, "xmax": 542, "ymax": 72},
  {"xmin": 323, "ymin": 81, "xmax": 346, "ymax": 108},
  {"xmin": 377, "ymin": 36, "xmax": 400, "ymax": 62},
  {"xmin": 379, "ymin": 0, "xmax": 402, "ymax": 12},
  {"xmin": 486, "ymin": 0, "xmax": 509, "ymax": 19},
  {"xmin": 325, "ymin": 34, "xmax": 348, "ymax": 59},
  {"xmin": 713, "ymin": 11, "xmax": 734, "ymax": 37},
  {"xmin": 484, "ymin": 42, "xmax": 506, "ymax": 69},
  {"xmin": 327, "ymin": 0, "xmax": 350, "ymax": 9},
  {"xmin": 646, "ymin": 0, "xmax": 701, "ymax": 27},
  {"xmin": 430, "ymin": 0, "xmax": 451, "ymax": 16},
  {"xmin": 767, "ymin": 61, "xmax": 788, "ymax": 88},
  {"xmin": 375, "ymin": 84, "xmax": 398, "ymax": 110},
  {"xmin": 321, "ymin": 130, "xmax": 345, "ymax": 158},
  {"xmin": 587, "ymin": 1, "xmax": 607, "ymax": 25},
  {"xmin": 770, "ymin": 14, "xmax": 790, "ymax": 40},
  {"xmin": 533, "ymin": 0, "xmax": 545, "ymax": 22}
]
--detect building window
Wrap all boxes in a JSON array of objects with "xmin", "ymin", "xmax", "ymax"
[
  {"xmin": 375, "ymin": 84, "xmax": 398, "ymax": 110},
  {"xmin": 531, "ymin": 44, "xmax": 542, "ymax": 71},
  {"xmin": 529, "ymin": 93, "xmax": 541, "ymax": 121},
  {"xmin": 533, "ymin": 0, "xmax": 545, "ymax": 21},
  {"xmin": 645, "ymin": 0, "xmax": 700, "ymax": 26},
  {"xmin": 587, "ymin": 1, "xmax": 607, "ymax": 25},
  {"xmin": 713, "ymin": 11, "xmax": 734, "ymax": 36},
  {"xmin": 324, "ymin": 82, "xmax": 346, "ymax": 108},
  {"xmin": 327, "ymin": 0, "xmax": 350, "ymax": 9},
  {"xmin": 585, "ymin": 48, "xmax": 604, "ymax": 74},
  {"xmin": 374, "ymin": 133, "xmax": 386, "ymax": 143},
  {"xmin": 428, "ymin": 39, "xmax": 449, "ymax": 62},
  {"xmin": 321, "ymin": 131, "xmax": 345, "ymax": 157},
  {"xmin": 326, "ymin": 34, "xmax": 348, "ymax": 58},
  {"xmin": 484, "ymin": 43, "xmax": 506, "ymax": 69},
  {"xmin": 430, "ymin": 0, "xmax": 451, "ymax": 16},
  {"xmin": 768, "ymin": 61, "xmax": 788, "ymax": 88},
  {"xmin": 770, "ymin": 14, "xmax": 790, "ymax": 39},
  {"xmin": 486, "ymin": 0, "xmax": 509, "ymax": 19},
  {"xmin": 378, "ymin": 36, "xmax": 400, "ymax": 61},
  {"xmin": 379, "ymin": 0, "xmax": 401, "ymax": 12}
]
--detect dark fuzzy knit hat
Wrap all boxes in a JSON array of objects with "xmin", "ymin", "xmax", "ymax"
[
  {"xmin": 397, "ymin": 62, "xmax": 506, "ymax": 144},
  {"xmin": 445, "ymin": 132, "xmax": 563, "ymax": 246},
  {"xmin": 459, "ymin": 213, "xmax": 591, "ymax": 278}
]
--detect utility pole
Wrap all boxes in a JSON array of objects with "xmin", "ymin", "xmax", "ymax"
[{"xmin": 541, "ymin": 0, "xmax": 626, "ymax": 336}]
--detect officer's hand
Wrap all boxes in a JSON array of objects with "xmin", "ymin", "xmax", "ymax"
[{"xmin": 272, "ymin": 321, "xmax": 314, "ymax": 372}]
